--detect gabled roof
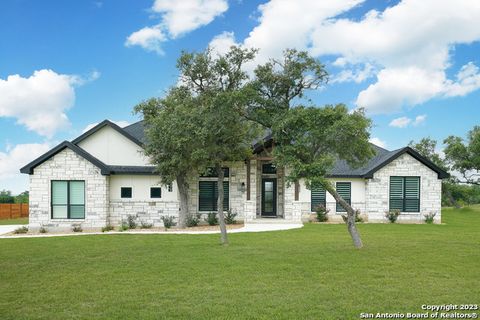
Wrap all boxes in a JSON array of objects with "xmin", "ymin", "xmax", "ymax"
[
  {"xmin": 20, "ymin": 141, "xmax": 111, "ymax": 175},
  {"xmin": 123, "ymin": 120, "xmax": 147, "ymax": 144},
  {"xmin": 72, "ymin": 120, "xmax": 144, "ymax": 147}
]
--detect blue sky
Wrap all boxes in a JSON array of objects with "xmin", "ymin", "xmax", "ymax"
[{"xmin": 1, "ymin": 0, "xmax": 480, "ymax": 193}]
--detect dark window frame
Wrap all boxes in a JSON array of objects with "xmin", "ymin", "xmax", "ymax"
[
  {"xmin": 335, "ymin": 182, "xmax": 351, "ymax": 213},
  {"xmin": 389, "ymin": 176, "xmax": 421, "ymax": 212},
  {"xmin": 121, "ymin": 187, "xmax": 133, "ymax": 199},
  {"xmin": 198, "ymin": 180, "xmax": 229, "ymax": 212},
  {"xmin": 262, "ymin": 163, "xmax": 277, "ymax": 174},
  {"xmin": 150, "ymin": 187, "xmax": 162, "ymax": 199},
  {"xmin": 311, "ymin": 184, "xmax": 327, "ymax": 212},
  {"xmin": 51, "ymin": 180, "xmax": 85, "ymax": 220}
]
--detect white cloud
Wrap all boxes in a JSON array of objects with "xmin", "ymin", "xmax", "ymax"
[
  {"xmin": 389, "ymin": 116, "xmax": 411, "ymax": 128},
  {"xmin": 369, "ymin": 137, "xmax": 387, "ymax": 149},
  {"xmin": 0, "ymin": 143, "xmax": 51, "ymax": 194},
  {"xmin": 127, "ymin": 0, "xmax": 228, "ymax": 54},
  {"xmin": 389, "ymin": 114, "xmax": 426, "ymax": 128},
  {"xmin": 82, "ymin": 120, "xmax": 130, "ymax": 133},
  {"xmin": 412, "ymin": 114, "xmax": 426, "ymax": 126},
  {"xmin": 0, "ymin": 69, "xmax": 97, "ymax": 138},
  {"xmin": 125, "ymin": 25, "xmax": 166, "ymax": 54},
  {"xmin": 208, "ymin": 31, "xmax": 237, "ymax": 56},
  {"xmin": 210, "ymin": 0, "xmax": 480, "ymax": 113}
]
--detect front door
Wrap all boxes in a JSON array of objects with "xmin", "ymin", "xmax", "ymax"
[{"xmin": 261, "ymin": 178, "xmax": 277, "ymax": 217}]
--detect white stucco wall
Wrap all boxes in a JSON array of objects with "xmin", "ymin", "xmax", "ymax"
[
  {"xmin": 109, "ymin": 175, "xmax": 178, "ymax": 201},
  {"xmin": 28, "ymin": 148, "xmax": 109, "ymax": 230},
  {"xmin": 77, "ymin": 125, "xmax": 150, "ymax": 166},
  {"xmin": 365, "ymin": 153, "xmax": 442, "ymax": 223}
]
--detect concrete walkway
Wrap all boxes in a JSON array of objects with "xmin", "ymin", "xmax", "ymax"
[
  {"xmin": 0, "ymin": 225, "xmax": 25, "ymax": 236},
  {"xmin": 0, "ymin": 223, "xmax": 303, "ymax": 239}
]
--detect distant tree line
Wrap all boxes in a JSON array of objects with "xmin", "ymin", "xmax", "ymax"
[{"xmin": 0, "ymin": 190, "xmax": 29, "ymax": 204}]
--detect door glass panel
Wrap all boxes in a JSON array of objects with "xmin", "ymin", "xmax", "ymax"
[{"xmin": 265, "ymin": 181, "xmax": 273, "ymax": 192}]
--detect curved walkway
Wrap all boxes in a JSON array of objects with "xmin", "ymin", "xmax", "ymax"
[{"xmin": 0, "ymin": 223, "xmax": 303, "ymax": 239}]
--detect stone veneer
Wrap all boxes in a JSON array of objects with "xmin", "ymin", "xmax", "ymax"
[
  {"xmin": 365, "ymin": 153, "xmax": 442, "ymax": 223},
  {"xmin": 109, "ymin": 200, "xmax": 179, "ymax": 227},
  {"xmin": 29, "ymin": 148, "xmax": 109, "ymax": 230}
]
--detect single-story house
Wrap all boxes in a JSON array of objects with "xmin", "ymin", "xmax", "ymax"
[{"xmin": 20, "ymin": 120, "xmax": 449, "ymax": 230}]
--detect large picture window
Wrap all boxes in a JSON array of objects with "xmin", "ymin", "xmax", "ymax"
[
  {"xmin": 311, "ymin": 183, "xmax": 326, "ymax": 212},
  {"xmin": 51, "ymin": 180, "xmax": 85, "ymax": 219},
  {"xmin": 389, "ymin": 176, "xmax": 420, "ymax": 212},
  {"xmin": 198, "ymin": 181, "xmax": 229, "ymax": 212},
  {"xmin": 335, "ymin": 182, "xmax": 351, "ymax": 213}
]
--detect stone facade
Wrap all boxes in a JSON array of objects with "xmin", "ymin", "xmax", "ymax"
[
  {"xmin": 109, "ymin": 200, "xmax": 179, "ymax": 227},
  {"xmin": 365, "ymin": 153, "xmax": 442, "ymax": 223},
  {"xmin": 29, "ymin": 148, "xmax": 109, "ymax": 230}
]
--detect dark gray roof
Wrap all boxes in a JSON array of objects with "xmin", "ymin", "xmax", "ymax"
[
  {"xmin": 123, "ymin": 120, "xmax": 148, "ymax": 144},
  {"xmin": 20, "ymin": 119, "xmax": 449, "ymax": 179}
]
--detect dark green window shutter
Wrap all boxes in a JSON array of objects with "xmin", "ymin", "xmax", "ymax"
[
  {"xmin": 404, "ymin": 177, "xmax": 420, "ymax": 212},
  {"xmin": 336, "ymin": 182, "xmax": 351, "ymax": 212},
  {"xmin": 389, "ymin": 176, "xmax": 420, "ymax": 212},
  {"xmin": 311, "ymin": 184, "xmax": 326, "ymax": 212},
  {"xmin": 199, "ymin": 181, "xmax": 229, "ymax": 211},
  {"xmin": 389, "ymin": 177, "xmax": 404, "ymax": 211}
]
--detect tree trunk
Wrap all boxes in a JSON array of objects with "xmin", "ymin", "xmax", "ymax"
[
  {"xmin": 216, "ymin": 164, "xmax": 229, "ymax": 245},
  {"xmin": 176, "ymin": 174, "xmax": 189, "ymax": 229},
  {"xmin": 321, "ymin": 181, "xmax": 363, "ymax": 249}
]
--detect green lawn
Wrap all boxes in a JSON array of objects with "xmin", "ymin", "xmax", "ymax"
[
  {"xmin": 0, "ymin": 217, "xmax": 28, "ymax": 225},
  {"xmin": 0, "ymin": 208, "xmax": 479, "ymax": 319}
]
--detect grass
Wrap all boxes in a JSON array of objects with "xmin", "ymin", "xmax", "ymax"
[
  {"xmin": 0, "ymin": 208, "xmax": 479, "ymax": 319},
  {"xmin": 0, "ymin": 217, "xmax": 28, "ymax": 225}
]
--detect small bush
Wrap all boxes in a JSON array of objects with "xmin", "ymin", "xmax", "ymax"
[
  {"xmin": 72, "ymin": 224, "xmax": 83, "ymax": 232},
  {"xmin": 127, "ymin": 215, "xmax": 137, "ymax": 229},
  {"xmin": 340, "ymin": 209, "xmax": 363, "ymax": 223},
  {"xmin": 140, "ymin": 221, "xmax": 153, "ymax": 229},
  {"xmin": 118, "ymin": 222, "xmax": 129, "ymax": 232},
  {"xmin": 314, "ymin": 204, "xmax": 329, "ymax": 222},
  {"xmin": 14, "ymin": 226, "xmax": 28, "ymax": 234},
  {"xmin": 424, "ymin": 212, "xmax": 436, "ymax": 224},
  {"xmin": 225, "ymin": 209, "xmax": 237, "ymax": 225},
  {"xmin": 39, "ymin": 227, "xmax": 47, "ymax": 233},
  {"xmin": 102, "ymin": 224, "xmax": 114, "ymax": 232},
  {"xmin": 205, "ymin": 212, "xmax": 218, "ymax": 226},
  {"xmin": 161, "ymin": 216, "xmax": 176, "ymax": 229},
  {"xmin": 385, "ymin": 209, "xmax": 401, "ymax": 223},
  {"xmin": 186, "ymin": 214, "xmax": 201, "ymax": 227}
]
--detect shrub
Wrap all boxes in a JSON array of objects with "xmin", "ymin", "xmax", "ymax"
[
  {"xmin": 186, "ymin": 213, "xmax": 201, "ymax": 227},
  {"xmin": 102, "ymin": 224, "xmax": 114, "ymax": 232},
  {"xmin": 127, "ymin": 215, "xmax": 137, "ymax": 229},
  {"xmin": 118, "ymin": 222, "xmax": 129, "ymax": 232},
  {"xmin": 161, "ymin": 216, "xmax": 176, "ymax": 229},
  {"xmin": 140, "ymin": 221, "xmax": 153, "ymax": 229},
  {"xmin": 72, "ymin": 224, "xmax": 83, "ymax": 232},
  {"xmin": 424, "ymin": 212, "xmax": 436, "ymax": 224},
  {"xmin": 14, "ymin": 226, "xmax": 28, "ymax": 234},
  {"xmin": 39, "ymin": 227, "xmax": 47, "ymax": 233},
  {"xmin": 314, "ymin": 204, "xmax": 329, "ymax": 222},
  {"xmin": 225, "ymin": 209, "xmax": 237, "ymax": 224},
  {"xmin": 340, "ymin": 209, "xmax": 363, "ymax": 223},
  {"xmin": 385, "ymin": 209, "xmax": 401, "ymax": 223},
  {"xmin": 205, "ymin": 212, "xmax": 218, "ymax": 226}
]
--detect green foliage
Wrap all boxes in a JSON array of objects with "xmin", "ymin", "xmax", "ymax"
[
  {"xmin": 424, "ymin": 212, "xmax": 436, "ymax": 224},
  {"xmin": 161, "ymin": 216, "xmax": 176, "ymax": 229},
  {"xmin": 39, "ymin": 227, "xmax": 47, "ymax": 234},
  {"xmin": 444, "ymin": 125, "xmax": 480, "ymax": 185},
  {"xmin": 127, "ymin": 215, "xmax": 137, "ymax": 229},
  {"xmin": 205, "ymin": 212, "xmax": 218, "ymax": 226},
  {"xmin": 14, "ymin": 191, "xmax": 29, "ymax": 204},
  {"xmin": 0, "ymin": 190, "xmax": 14, "ymax": 203},
  {"xmin": 118, "ymin": 223, "xmax": 129, "ymax": 232},
  {"xmin": 186, "ymin": 213, "xmax": 201, "ymax": 227},
  {"xmin": 341, "ymin": 209, "xmax": 363, "ymax": 223},
  {"xmin": 225, "ymin": 209, "xmax": 237, "ymax": 224},
  {"xmin": 385, "ymin": 210, "xmax": 400, "ymax": 223},
  {"xmin": 314, "ymin": 204, "xmax": 329, "ymax": 222},
  {"xmin": 140, "ymin": 221, "xmax": 153, "ymax": 229},
  {"xmin": 14, "ymin": 226, "xmax": 28, "ymax": 234},
  {"xmin": 102, "ymin": 225, "xmax": 114, "ymax": 232},
  {"xmin": 72, "ymin": 224, "xmax": 83, "ymax": 232}
]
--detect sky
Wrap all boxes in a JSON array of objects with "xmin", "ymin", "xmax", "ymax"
[{"xmin": 1, "ymin": 0, "xmax": 480, "ymax": 194}]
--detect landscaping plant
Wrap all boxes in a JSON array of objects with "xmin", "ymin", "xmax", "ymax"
[
  {"xmin": 314, "ymin": 204, "xmax": 329, "ymax": 222},
  {"xmin": 161, "ymin": 216, "xmax": 176, "ymax": 229},
  {"xmin": 385, "ymin": 209, "xmax": 400, "ymax": 223},
  {"xmin": 205, "ymin": 212, "xmax": 218, "ymax": 226},
  {"xmin": 225, "ymin": 209, "xmax": 237, "ymax": 225},
  {"xmin": 424, "ymin": 212, "xmax": 436, "ymax": 224}
]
